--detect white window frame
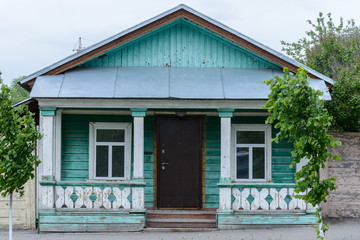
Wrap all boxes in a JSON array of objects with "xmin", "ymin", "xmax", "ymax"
[
  {"xmin": 89, "ymin": 122, "xmax": 132, "ymax": 180},
  {"xmin": 231, "ymin": 124, "xmax": 272, "ymax": 182}
]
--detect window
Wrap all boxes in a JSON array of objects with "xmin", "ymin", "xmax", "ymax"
[
  {"xmin": 232, "ymin": 124, "xmax": 271, "ymax": 181},
  {"xmin": 89, "ymin": 122, "xmax": 132, "ymax": 180}
]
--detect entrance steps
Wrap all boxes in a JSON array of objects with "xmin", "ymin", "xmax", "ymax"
[{"xmin": 146, "ymin": 210, "xmax": 217, "ymax": 228}]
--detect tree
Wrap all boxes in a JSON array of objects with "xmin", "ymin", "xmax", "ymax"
[
  {"xmin": 281, "ymin": 13, "xmax": 360, "ymax": 132},
  {"xmin": 263, "ymin": 67, "xmax": 341, "ymax": 239},
  {"xmin": 0, "ymin": 72, "xmax": 42, "ymax": 240},
  {"xmin": 8, "ymin": 77, "xmax": 29, "ymax": 105}
]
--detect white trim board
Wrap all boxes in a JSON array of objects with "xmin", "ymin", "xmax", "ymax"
[{"xmin": 37, "ymin": 98, "xmax": 267, "ymax": 109}]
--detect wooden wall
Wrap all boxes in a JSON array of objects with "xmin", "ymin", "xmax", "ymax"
[
  {"xmin": 61, "ymin": 114, "xmax": 295, "ymax": 210},
  {"xmin": 321, "ymin": 132, "xmax": 360, "ymax": 218},
  {"xmin": 0, "ymin": 178, "xmax": 36, "ymax": 229},
  {"xmin": 61, "ymin": 114, "xmax": 155, "ymax": 207},
  {"xmin": 79, "ymin": 19, "xmax": 281, "ymax": 70},
  {"xmin": 204, "ymin": 116, "xmax": 295, "ymax": 209}
]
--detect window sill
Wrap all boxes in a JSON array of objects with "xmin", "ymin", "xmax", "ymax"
[
  {"xmin": 217, "ymin": 182, "xmax": 296, "ymax": 188},
  {"xmin": 49, "ymin": 180, "xmax": 146, "ymax": 187}
]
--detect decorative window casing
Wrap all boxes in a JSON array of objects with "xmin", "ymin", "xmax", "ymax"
[
  {"xmin": 89, "ymin": 122, "xmax": 132, "ymax": 180},
  {"xmin": 231, "ymin": 124, "xmax": 271, "ymax": 182}
]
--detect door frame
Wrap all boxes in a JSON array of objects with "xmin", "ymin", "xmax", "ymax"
[{"xmin": 153, "ymin": 115, "xmax": 205, "ymax": 209}]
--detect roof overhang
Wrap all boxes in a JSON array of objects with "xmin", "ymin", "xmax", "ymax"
[
  {"xmin": 30, "ymin": 67, "xmax": 331, "ymax": 101},
  {"xmin": 19, "ymin": 4, "xmax": 333, "ymax": 91}
]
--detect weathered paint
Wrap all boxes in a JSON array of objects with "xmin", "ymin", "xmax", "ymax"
[
  {"xmin": 80, "ymin": 19, "xmax": 281, "ymax": 70},
  {"xmin": 54, "ymin": 186, "xmax": 131, "ymax": 209},
  {"xmin": 38, "ymin": 211, "xmax": 145, "ymax": 232},
  {"xmin": 232, "ymin": 116, "xmax": 295, "ymax": 183},
  {"xmin": 217, "ymin": 211, "xmax": 317, "ymax": 229},
  {"xmin": 0, "ymin": 178, "xmax": 36, "ymax": 229},
  {"xmin": 61, "ymin": 114, "xmax": 133, "ymax": 181},
  {"xmin": 204, "ymin": 117, "xmax": 221, "ymax": 208},
  {"xmin": 61, "ymin": 114, "xmax": 155, "ymax": 207},
  {"xmin": 230, "ymin": 186, "xmax": 313, "ymax": 211},
  {"xmin": 204, "ymin": 116, "xmax": 296, "ymax": 209},
  {"xmin": 61, "ymin": 114, "xmax": 295, "ymax": 211},
  {"xmin": 40, "ymin": 107, "xmax": 57, "ymax": 116}
]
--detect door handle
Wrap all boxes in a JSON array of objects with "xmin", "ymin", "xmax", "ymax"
[{"xmin": 161, "ymin": 162, "xmax": 169, "ymax": 170}]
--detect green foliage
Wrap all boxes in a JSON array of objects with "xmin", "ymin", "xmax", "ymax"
[
  {"xmin": 281, "ymin": 13, "xmax": 360, "ymax": 132},
  {"xmin": 263, "ymin": 67, "xmax": 341, "ymax": 239},
  {"xmin": 8, "ymin": 77, "xmax": 29, "ymax": 105},
  {"xmin": 0, "ymin": 72, "xmax": 42, "ymax": 197}
]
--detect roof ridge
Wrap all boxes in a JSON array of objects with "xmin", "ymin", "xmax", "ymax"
[{"xmin": 18, "ymin": 4, "xmax": 333, "ymax": 90}]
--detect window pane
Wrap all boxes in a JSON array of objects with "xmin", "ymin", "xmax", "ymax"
[
  {"xmin": 96, "ymin": 146, "xmax": 108, "ymax": 177},
  {"xmin": 97, "ymin": 129, "xmax": 124, "ymax": 142},
  {"xmin": 237, "ymin": 131, "xmax": 265, "ymax": 144},
  {"xmin": 253, "ymin": 147, "xmax": 265, "ymax": 179},
  {"xmin": 236, "ymin": 147, "xmax": 249, "ymax": 179},
  {"xmin": 112, "ymin": 146, "xmax": 125, "ymax": 178}
]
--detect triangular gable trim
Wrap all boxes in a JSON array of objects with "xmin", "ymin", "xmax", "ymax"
[{"xmin": 19, "ymin": 4, "xmax": 333, "ymax": 91}]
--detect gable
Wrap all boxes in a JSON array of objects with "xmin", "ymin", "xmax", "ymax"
[
  {"xmin": 19, "ymin": 4, "xmax": 333, "ymax": 92},
  {"xmin": 78, "ymin": 19, "xmax": 281, "ymax": 70}
]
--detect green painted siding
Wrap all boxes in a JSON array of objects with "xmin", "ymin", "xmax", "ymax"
[
  {"xmin": 204, "ymin": 117, "xmax": 221, "ymax": 208},
  {"xmin": 80, "ymin": 19, "xmax": 281, "ymax": 70},
  {"xmin": 62, "ymin": 114, "xmax": 294, "ymax": 209},
  {"xmin": 271, "ymin": 130, "xmax": 295, "ymax": 183},
  {"xmin": 61, "ymin": 114, "xmax": 133, "ymax": 182},
  {"xmin": 39, "ymin": 210, "xmax": 145, "ymax": 232},
  {"xmin": 61, "ymin": 114, "xmax": 155, "ymax": 207},
  {"xmin": 232, "ymin": 116, "xmax": 295, "ymax": 183},
  {"xmin": 203, "ymin": 116, "xmax": 295, "ymax": 208},
  {"xmin": 144, "ymin": 117, "xmax": 154, "ymax": 207}
]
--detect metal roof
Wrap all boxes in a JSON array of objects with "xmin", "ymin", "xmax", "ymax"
[
  {"xmin": 30, "ymin": 67, "xmax": 331, "ymax": 100},
  {"xmin": 19, "ymin": 4, "xmax": 333, "ymax": 87}
]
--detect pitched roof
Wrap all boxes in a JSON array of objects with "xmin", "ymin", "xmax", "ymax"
[
  {"xmin": 19, "ymin": 4, "xmax": 333, "ymax": 91},
  {"xmin": 30, "ymin": 67, "xmax": 331, "ymax": 100}
]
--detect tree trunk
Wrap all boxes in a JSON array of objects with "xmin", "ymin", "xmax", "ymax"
[
  {"xmin": 318, "ymin": 204, "xmax": 324, "ymax": 239},
  {"xmin": 9, "ymin": 192, "xmax": 13, "ymax": 240}
]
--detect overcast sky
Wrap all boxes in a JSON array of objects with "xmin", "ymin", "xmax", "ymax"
[{"xmin": 1, "ymin": 0, "xmax": 359, "ymax": 86}]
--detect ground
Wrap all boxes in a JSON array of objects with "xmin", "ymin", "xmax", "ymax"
[{"xmin": 0, "ymin": 218, "xmax": 359, "ymax": 240}]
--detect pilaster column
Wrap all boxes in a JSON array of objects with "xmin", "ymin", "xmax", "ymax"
[
  {"xmin": 39, "ymin": 107, "xmax": 57, "ymax": 210},
  {"xmin": 131, "ymin": 108, "xmax": 147, "ymax": 210},
  {"xmin": 218, "ymin": 108, "xmax": 234, "ymax": 210}
]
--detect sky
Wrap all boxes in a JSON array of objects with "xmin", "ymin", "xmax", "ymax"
[{"xmin": 1, "ymin": 0, "xmax": 360, "ymax": 86}]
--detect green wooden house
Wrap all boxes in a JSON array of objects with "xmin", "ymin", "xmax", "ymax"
[{"xmin": 19, "ymin": 5, "xmax": 333, "ymax": 232}]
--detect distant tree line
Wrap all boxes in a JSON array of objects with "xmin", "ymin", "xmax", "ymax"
[{"xmin": 282, "ymin": 13, "xmax": 360, "ymax": 132}]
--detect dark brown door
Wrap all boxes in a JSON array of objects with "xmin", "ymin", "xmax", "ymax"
[{"xmin": 157, "ymin": 116, "xmax": 202, "ymax": 208}]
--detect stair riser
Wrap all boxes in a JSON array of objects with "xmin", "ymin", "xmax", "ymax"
[
  {"xmin": 147, "ymin": 214, "xmax": 216, "ymax": 220},
  {"xmin": 146, "ymin": 222, "xmax": 217, "ymax": 228}
]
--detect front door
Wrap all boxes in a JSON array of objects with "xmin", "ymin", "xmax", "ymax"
[{"xmin": 157, "ymin": 116, "xmax": 202, "ymax": 208}]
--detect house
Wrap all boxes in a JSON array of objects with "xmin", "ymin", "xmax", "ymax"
[{"xmin": 18, "ymin": 5, "xmax": 333, "ymax": 232}]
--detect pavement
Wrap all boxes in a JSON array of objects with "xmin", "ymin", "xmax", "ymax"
[{"xmin": 0, "ymin": 218, "xmax": 359, "ymax": 240}]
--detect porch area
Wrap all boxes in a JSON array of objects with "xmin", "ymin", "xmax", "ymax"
[{"xmin": 36, "ymin": 106, "xmax": 316, "ymax": 232}]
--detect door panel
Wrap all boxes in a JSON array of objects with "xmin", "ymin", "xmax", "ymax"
[{"xmin": 157, "ymin": 117, "xmax": 202, "ymax": 208}]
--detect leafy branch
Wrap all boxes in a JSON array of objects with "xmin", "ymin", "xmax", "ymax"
[{"xmin": 263, "ymin": 67, "xmax": 341, "ymax": 239}]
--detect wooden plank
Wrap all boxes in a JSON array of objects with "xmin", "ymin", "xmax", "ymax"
[
  {"xmin": 61, "ymin": 170, "xmax": 88, "ymax": 179},
  {"xmin": 62, "ymin": 146, "xmax": 88, "ymax": 154},
  {"xmin": 62, "ymin": 154, "xmax": 88, "ymax": 162},
  {"xmin": 272, "ymin": 148, "xmax": 292, "ymax": 157},
  {"xmin": 217, "ymin": 213, "xmax": 316, "ymax": 227},
  {"xmin": 205, "ymin": 164, "xmax": 220, "ymax": 172},
  {"xmin": 272, "ymin": 165, "xmax": 292, "ymax": 172},
  {"xmin": 62, "ymin": 138, "xmax": 88, "ymax": 146},
  {"xmin": 272, "ymin": 157, "xmax": 292, "ymax": 165},
  {"xmin": 40, "ymin": 223, "xmax": 144, "ymax": 232},
  {"xmin": 62, "ymin": 161, "xmax": 88, "ymax": 170},
  {"xmin": 205, "ymin": 148, "xmax": 220, "ymax": 156}
]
